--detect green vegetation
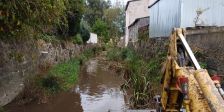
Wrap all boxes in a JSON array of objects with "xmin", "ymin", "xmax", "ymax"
[
  {"xmin": 16, "ymin": 47, "xmax": 100, "ymax": 104},
  {"xmin": 84, "ymin": 0, "xmax": 111, "ymax": 26},
  {"xmin": 44, "ymin": 59, "xmax": 80, "ymax": 91},
  {"xmin": 199, "ymin": 62, "xmax": 207, "ymax": 69},
  {"xmin": 72, "ymin": 34, "xmax": 83, "ymax": 45},
  {"xmin": 107, "ymin": 48, "xmax": 166, "ymax": 109},
  {"xmin": 92, "ymin": 19, "xmax": 109, "ymax": 43},
  {"xmin": 1, "ymin": 0, "xmax": 88, "ymax": 43},
  {"xmin": 1, "ymin": 0, "xmax": 125, "ymax": 45},
  {"xmin": 1, "ymin": 0, "xmax": 67, "ymax": 39},
  {"xmin": 194, "ymin": 51, "xmax": 208, "ymax": 69},
  {"xmin": 37, "ymin": 34, "xmax": 60, "ymax": 43},
  {"xmin": 0, "ymin": 107, "xmax": 5, "ymax": 112},
  {"xmin": 40, "ymin": 47, "xmax": 99, "ymax": 93}
]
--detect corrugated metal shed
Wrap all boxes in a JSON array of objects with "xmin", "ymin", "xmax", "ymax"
[{"xmin": 149, "ymin": 0, "xmax": 224, "ymax": 38}]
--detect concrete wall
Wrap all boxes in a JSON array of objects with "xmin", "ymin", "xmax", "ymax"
[
  {"xmin": 128, "ymin": 27, "xmax": 224, "ymax": 75},
  {"xmin": 0, "ymin": 40, "xmax": 94, "ymax": 106},
  {"xmin": 186, "ymin": 27, "xmax": 224, "ymax": 74}
]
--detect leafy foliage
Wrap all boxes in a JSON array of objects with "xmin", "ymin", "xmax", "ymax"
[
  {"xmin": 104, "ymin": 6, "xmax": 125, "ymax": 39},
  {"xmin": 1, "ymin": 0, "xmax": 88, "ymax": 41},
  {"xmin": 84, "ymin": 0, "xmax": 111, "ymax": 26},
  {"xmin": 80, "ymin": 20, "xmax": 91, "ymax": 43},
  {"xmin": 92, "ymin": 19, "xmax": 109, "ymax": 43},
  {"xmin": 1, "ymin": 0, "xmax": 67, "ymax": 39},
  {"xmin": 72, "ymin": 34, "xmax": 83, "ymax": 45},
  {"xmin": 1, "ymin": 0, "xmax": 125, "ymax": 45},
  {"xmin": 66, "ymin": 0, "xmax": 85, "ymax": 37}
]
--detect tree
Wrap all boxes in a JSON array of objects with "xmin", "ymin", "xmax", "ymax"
[
  {"xmin": 84, "ymin": 0, "xmax": 111, "ymax": 26},
  {"xmin": 92, "ymin": 19, "xmax": 109, "ymax": 43},
  {"xmin": 1, "ymin": 0, "xmax": 67, "ymax": 39},
  {"xmin": 80, "ymin": 20, "xmax": 90, "ymax": 43},
  {"xmin": 67, "ymin": 0, "xmax": 85, "ymax": 37},
  {"xmin": 103, "ymin": 5, "xmax": 125, "ymax": 41}
]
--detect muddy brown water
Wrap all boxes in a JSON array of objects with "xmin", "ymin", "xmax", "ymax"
[{"xmin": 5, "ymin": 59, "xmax": 128, "ymax": 112}]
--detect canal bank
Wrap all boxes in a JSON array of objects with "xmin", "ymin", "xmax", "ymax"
[{"xmin": 5, "ymin": 58, "xmax": 128, "ymax": 112}]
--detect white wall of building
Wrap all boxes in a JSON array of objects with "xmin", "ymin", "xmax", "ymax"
[
  {"xmin": 87, "ymin": 33, "xmax": 98, "ymax": 44},
  {"xmin": 125, "ymin": 0, "xmax": 151, "ymax": 46}
]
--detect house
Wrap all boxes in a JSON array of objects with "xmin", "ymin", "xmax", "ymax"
[
  {"xmin": 128, "ymin": 16, "xmax": 149, "ymax": 42},
  {"xmin": 125, "ymin": 0, "xmax": 153, "ymax": 46},
  {"xmin": 87, "ymin": 33, "xmax": 98, "ymax": 44},
  {"xmin": 149, "ymin": 0, "xmax": 224, "ymax": 38}
]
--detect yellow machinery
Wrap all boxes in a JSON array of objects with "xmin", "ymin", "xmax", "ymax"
[{"xmin": 160, "ymin": 28, "xmax": 224, "ymax": 112}]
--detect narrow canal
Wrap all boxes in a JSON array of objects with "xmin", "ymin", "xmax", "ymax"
[{"xmin": 5, "ymin": 59, "xmax": 128, "ymax": 112}]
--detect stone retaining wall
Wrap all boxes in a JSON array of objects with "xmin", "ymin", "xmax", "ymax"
[{"xmin": 0, "ymin": 39, "xmax": 94, "ymax": 106}]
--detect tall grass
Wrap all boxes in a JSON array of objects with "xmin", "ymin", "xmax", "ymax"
[{"xmin": 107, "ymin": 48, "xmax": 166, "ymax": 109}]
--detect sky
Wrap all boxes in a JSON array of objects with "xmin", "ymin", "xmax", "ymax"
[{"xmin": 110, "ymin": 0, "xmax": 128, "ymax": 5}]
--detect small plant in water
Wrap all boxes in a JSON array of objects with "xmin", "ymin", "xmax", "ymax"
[{"xmin": 41, "ymin": 75, "xmax": 61, "ymax": 93}]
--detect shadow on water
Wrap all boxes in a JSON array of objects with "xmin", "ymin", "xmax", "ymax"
[{"xmin": 5, "ymin": 59, "xmax": 128, "ymax": 112}]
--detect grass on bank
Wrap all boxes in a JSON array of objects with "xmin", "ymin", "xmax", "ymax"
[
  {"xmin": 42, "ymin": 58, "xmax": 80, "ymax": 92},
  {"xmin": 107, "ymin": 47, "xmax": 166, "ymax": 109},
  {"xmin": 16, "ymin": 47, "xmax": 99, "ymax": 104},
  {"xmin": 40, "ymin": 47, "xmax": 99, "ymax": 93}
]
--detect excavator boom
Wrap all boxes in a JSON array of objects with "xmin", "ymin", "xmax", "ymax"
[{"xmin": 160, "ymin": 28, "xmax": 224, "ymax": 112}]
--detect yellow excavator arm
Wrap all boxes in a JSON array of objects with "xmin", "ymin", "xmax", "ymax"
[{"xmin": 160, "ymin": 28, "xmax": 224, "ymax": 112}]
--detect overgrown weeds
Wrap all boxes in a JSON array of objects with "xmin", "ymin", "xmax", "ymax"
[{"xmin": 107, "ymin": 48, "xmax": 166, "ymax": 109}]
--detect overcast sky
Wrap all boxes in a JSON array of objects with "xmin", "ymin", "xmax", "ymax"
[{"xmin": 110, "ymin": 0, "xmax": 128, "ymax": 5}]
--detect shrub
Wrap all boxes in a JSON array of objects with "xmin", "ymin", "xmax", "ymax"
[
  {"xmin": 0, "ymin": 107, "xmax": 5, "ymax": 112},
  {"xmin": 72, "ymin": 34, "xmax": 83, "ymax": 45},
  {"xmin": 80, "ymin": 20, "xmax": 91, "ymax": 43},
  {"xmin": 92, "ymin": 19, "xmax": 109, "ymax": 43},
  {"xmin": 40, "ymin": 75, "xmax": 61, "ymax": 93},
  {"xmin": 1, "ymin": 0, "xmax": 67, "ymax": 39}
]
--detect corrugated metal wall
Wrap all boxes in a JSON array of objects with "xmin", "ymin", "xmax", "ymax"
[
  {"xmin": 149, "ymin": 0, "xmax": 224, "ymax": 38},
  {"xmin": 181, "ymin": 0, "xmax": 224, "ymax": 27},
  {"xmin": 149, "ymin": 0, "xmax": 181, "ymax": 37}
]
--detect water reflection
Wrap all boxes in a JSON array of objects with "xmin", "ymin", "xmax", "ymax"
[{"xmin": 76, "ymin": 59, "xmax": 127, "ymax": 112}]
